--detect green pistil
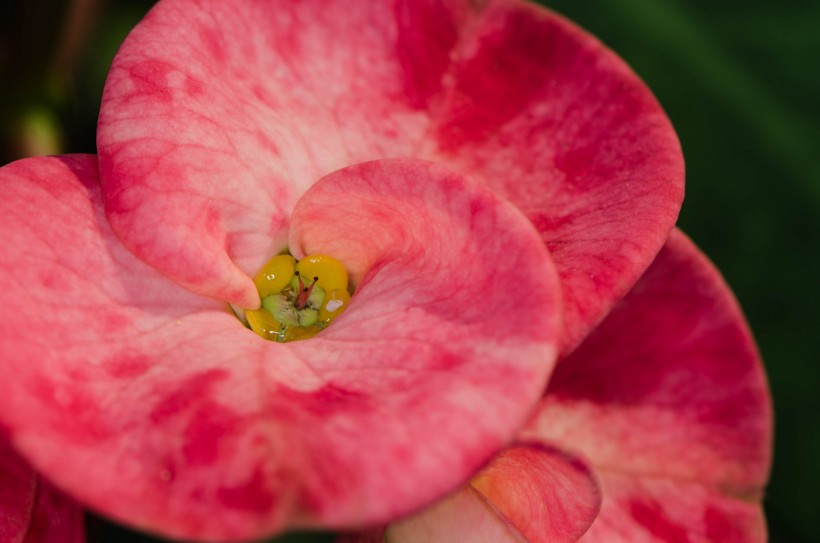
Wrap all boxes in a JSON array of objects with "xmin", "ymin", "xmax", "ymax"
[{"xmin": 262, "ymin": 275, "xmax": 326, "ymax": 328}]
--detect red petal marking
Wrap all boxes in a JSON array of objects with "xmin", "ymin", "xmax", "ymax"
[
  {"xmin": 577, "ymin": 473, "xmax": 766, "ymax": 543},
  {"xmin": 0, "ymin": 438, "xmax": 84, "ymax": 543},
  {"xmin": 471, "ymin": 442, "xmax": 601, "ymax": 543},
  {"xmin": 527, "ymin": 230, "xmax": 771, "ymax": 493},
  {"xmin": 0, "ymin": 156, "xmax": 560, "ymax": 541},
  {"xmin": 98, "ymin": 0, "xmax": 682, "ymax": 339}
]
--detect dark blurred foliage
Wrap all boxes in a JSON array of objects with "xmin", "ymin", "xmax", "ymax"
[
  {"xmin": 1, "ymin": 0, "xmax": 818, "ymax": 542},
  {"xmin": 1, "ymin": 0, "xmax": 155, "ymax": 159}
]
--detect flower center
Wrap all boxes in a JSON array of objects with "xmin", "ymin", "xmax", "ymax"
[{"xmin": 245, "ymin": 253, "xmax": 351, "ymax": 342}]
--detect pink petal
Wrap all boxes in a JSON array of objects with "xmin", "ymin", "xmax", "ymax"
[
  {"xmin": 0, "ymin": 438, "xmax": 84, "ymax": 543},
  {"xmin": 525, "ymin": 229, "xmax": 771, "ymax": 541},
  {"xmin": 96, "ymin": 0, "xmax": 468, "ymax": 307},
  {"xmin": 345, "ymin": 442, "xmax": 600, "ymax": 543},
  {"xmin": 0, "ymin": 438, "xmax": 37, "ymax": 543},
  {"xmin": 528, "ymin": 230, "xmax": 771, "ymax": 491},
  {"xmin": 425, "ymin": 1, "xmax": 684, "ymax": 353},
  {"xmin": 470, "ymin": 442, "xmax": 601, "ymax": 543},
  {"xmin": 0, "ymin": 156, "xmax": 560, "ymax": 541},
  {"xmin": 98, "ymin": 0, "xmax": 683, "ymax": 346},
  {"xmin": 577, "ymin": 473, "xmax": 766, "ymax": 543}
]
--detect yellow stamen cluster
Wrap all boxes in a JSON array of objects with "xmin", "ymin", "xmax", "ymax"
[{"xmin": 246, "ymin": 253, "xmax": 351, "ymax": 342}]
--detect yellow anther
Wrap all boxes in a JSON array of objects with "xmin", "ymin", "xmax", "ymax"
[
  {"xmin": 296, "ymin": 254, "xmax": 348, "ymax": 292},
  {"xmin": 283, "ymin": 325, "xmax": 322, "ymax": 342},
  {"xmin": 245, "ymin": 307, "xmax": 284, "ymax": 341},
  {"xmin": 254, "ymin": 254, "xmax": 296, "ymax": 298},
  {"xmin": 318, "ymin": 289, "xmax": 351, "ymax": 325}
]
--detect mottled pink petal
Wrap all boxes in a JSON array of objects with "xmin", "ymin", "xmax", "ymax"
[
  {"xmin": 577, "ymin": 473, "xmax": 766, "ymax": 543},
  {"xmin": 98, "ymin": 0, "xmax": 683, "ymax": 346},
  {"xmin": 97, "ymin": 0, "xmax": 469, "ymax": 307},
  {"xmin": 0, "ymin": 156, "xmax": 560, "ymax": 541},
  {"xmin": 525, "ymin": 230, "xmax": 771, "ymax": 541},
  {"xmin": 470, "ymin": 442, "xmax": 601, "ymax": 543},
  {"xmin": 0, "ymin": 438, "xmax": 84, "ymax": 543},
  {"xmin": 425, "ymin": 1, "xmax": 684, "ymax": 353}
]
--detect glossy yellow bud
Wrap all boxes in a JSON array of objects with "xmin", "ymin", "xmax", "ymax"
[
  {"xmin": 296, "ymin": 254, "xmax": 348, "ymax": 292},
  {"xmin": 254, "ymin": 254, "xmax": 296, "ymax": 298},
  {"xmin": 245, "ymin": 307, "xmax": 284, "ymax": 341},
  {"xmin": 318, "ymin": 289, "xmax": 351, "ymax": 325}
]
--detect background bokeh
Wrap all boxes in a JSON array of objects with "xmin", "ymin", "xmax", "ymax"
[{"xmin": 1, "ymin": 1, "xmax": 818, "ymax": 542}]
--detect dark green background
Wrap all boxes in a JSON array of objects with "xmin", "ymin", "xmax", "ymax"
[{"xmin": 2, "ymin": 1, "xmax": 817, "ymax": 542}]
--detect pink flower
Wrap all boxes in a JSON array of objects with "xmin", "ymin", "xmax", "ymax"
[{"xmin": 0, "ymin": 1, "xmax": 770, "ymax": 542}]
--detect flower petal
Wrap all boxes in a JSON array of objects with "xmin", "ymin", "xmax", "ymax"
[
  {"xmin": 96, "ymin": 0, "xmax": 469, "ymax": 307},
  {"xmin": 0, "ymin": 438, "xmax": 37, "ymax": 543},
  {"xmin": 527, "ymin": 229, "xmax": 771, "ymax": 492},
  {"xmin": 349, "ymin": 442, "xmax": 600, "ymax": 543},
  {"xmin": 287, "ymin": 157, "xmax": 562, "ymax": 522},
  {"xmin": 0, "ymin": 156, "xmax": 560, "ymax": 541},
  {"xmin": 426, "ymin": 1, "xmax": 684, "ymax": 353},
  {"xmin": 471, "ymin": 442, "xmax": 601, "ymax": 543},
  {"xmin": 0, "ymin": 438, "xmax": 84, "ymax": 543},
  {"xmin": 523, "ymin": 229, "xmax": 771, "ymax": 542},
  {"xmin": 98, "ymin": 0, "xmax": 683, "ymax": 341},
  {"xmin": 577, "ymin": 473, "xmax": 766, "ymax": 543}
]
